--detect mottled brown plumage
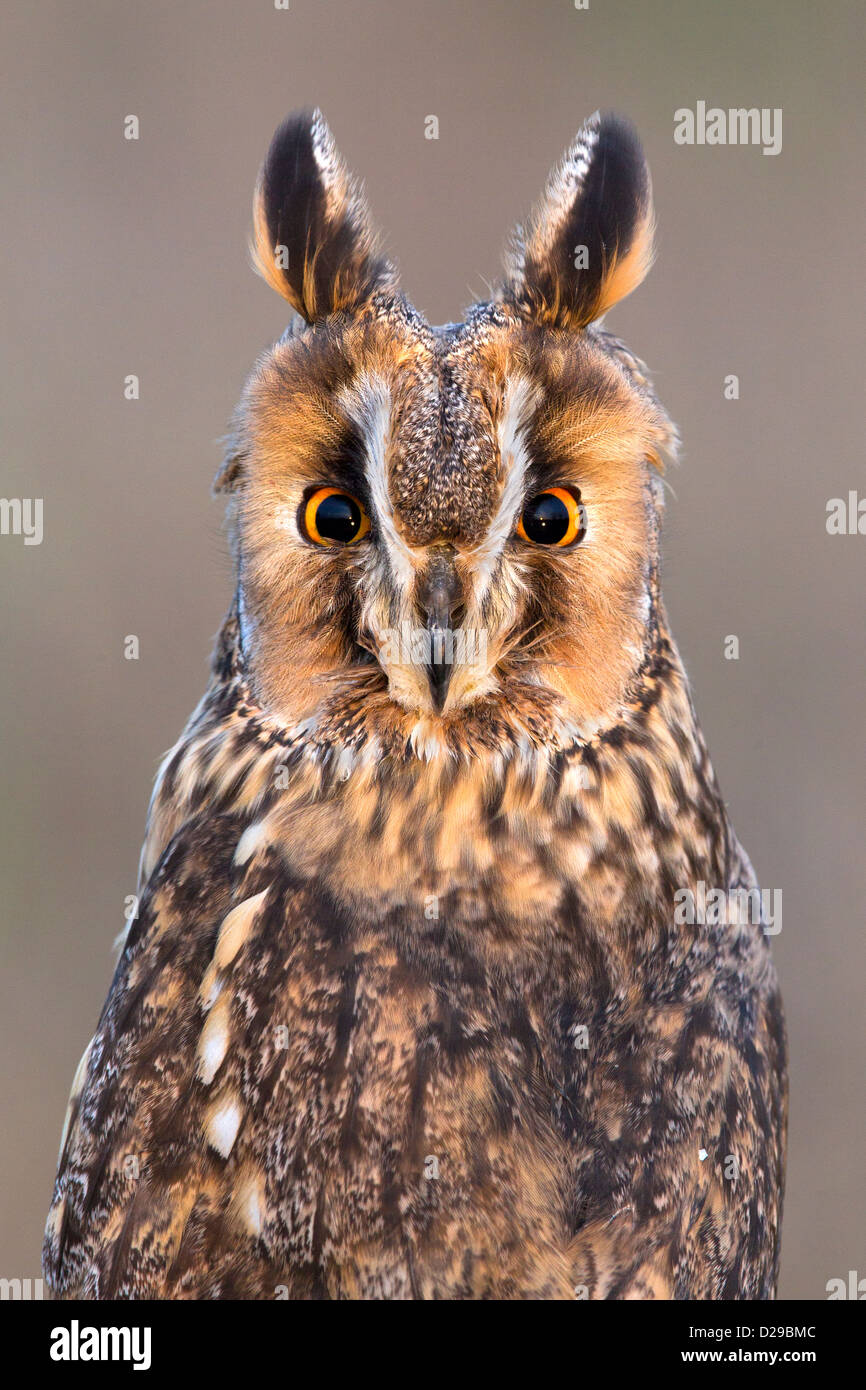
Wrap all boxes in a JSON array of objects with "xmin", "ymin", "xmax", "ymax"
[{"xmin": 44, "ymin": 109, "xmax": 786, "ymax": 1300}]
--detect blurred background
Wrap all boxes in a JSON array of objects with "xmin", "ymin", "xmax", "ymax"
[{"xmin": 1, "ymin": 0, "xmax": 863, "ymax": 1299}]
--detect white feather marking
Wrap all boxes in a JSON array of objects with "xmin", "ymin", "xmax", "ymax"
[
  {"xmin": 471, "ymin": 376, "xmax": 540, "ymax": 599},
  {"xmin": 527, "ymin": 113, "xmax": 601, "ymax": 262},
  {"xmin": 308, "ymin": 106, "xmax": 368, "ymax": 232},
  {"xmin": 197, "ymin": 992, "xmax": 231, "ymax": 1085},
  {"xmin": 57, "ymin": 1035, "xmax": 95, "ymax": 1162},
  {"xmin": 360, "ymin": 736, "xmax": 382, "ymax": 767},
  {"xmin": 290, "ymin": 714, "xmax": 319, "ymax": 741},
  {"xmin": 310, "ymin": 109, "xmax": 335, "ymax": 171},
  {"xmin": 199, "ymin": 967, "xmax": 222, "ymax": 1013},
  {"xmin": 232, "ymin": 1175, "xmax": 265, "ymax": 1237},
  {"xmin": 408, "ymin": 721, "xmax": 454, "ymax": 762},
  {"xmin": 47, "ymin": 1198, "xmax": 66, "ymax": 1238},
  {"xmin": 333, "ymin": 744, "xmax": 357, "ymax": 781},
  {"xmin": 214, "ymin": 889, "xmax": 269, "ymax": 972},
  {"xmin": 237, "ymin": 584, "xmax": 256, "ymax": 656},
  {"xmin": 338, "ymin": 375, "xmax": 417, "ymax": 592},
  {"xmin": 206, "ymin": 1093, "xmax": 243, "ymax": 1159},
  {"xmin": 233, "ymin": 821, "xmax": 269, "ymax": 867}
]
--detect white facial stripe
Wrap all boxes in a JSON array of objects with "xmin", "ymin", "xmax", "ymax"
[
  {"xmin": 337, "ymin": 374, "xmax": 416, "ymax": 592},
  {"xmin": 471, "ymin": 375, "xmax": 540, "ymax": 598}
]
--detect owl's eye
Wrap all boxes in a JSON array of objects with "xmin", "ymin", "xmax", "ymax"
[
  {"xmin": 302, "ymin": 487, "xmax": 370, "ymax": 546},
  {"xmin": 517, "ymin": 487, "xmax": 586, "ymax": 547}
]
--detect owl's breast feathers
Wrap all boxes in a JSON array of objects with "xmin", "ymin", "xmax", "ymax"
[{"xmin": 44, "ymin": 617, "xmax": 786, "ymax": 1299}]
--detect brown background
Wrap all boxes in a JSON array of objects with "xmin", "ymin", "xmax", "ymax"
[{"xmin": 1, "ymin": 0, "xmax": 863, "ymax": 1299}]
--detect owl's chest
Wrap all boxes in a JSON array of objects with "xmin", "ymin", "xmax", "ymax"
[
  {"xmin": 238, "ymin": 894, "xmax": 578, "ymax": 1294},
  {"xmin": 230, "ymin": 834, "xmax": 707, "ymax": 1294},
  {"xmin": 206, "ymin": 749, "xmax": 728, "ymax": 1289}
]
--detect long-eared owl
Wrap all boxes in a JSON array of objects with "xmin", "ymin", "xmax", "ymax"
[{"xmin": 44, "ymin": 109, "xmax": 786, "ymax": 1299}]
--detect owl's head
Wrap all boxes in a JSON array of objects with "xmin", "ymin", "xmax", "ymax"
[{"xmin": 218, "ymin": 110, "xmax": 677, "ymax": 753}]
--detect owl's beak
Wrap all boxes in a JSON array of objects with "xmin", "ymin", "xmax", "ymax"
[
  {"xmin": 426, "ymin": 626, "xmax": 453, "ymax": 712},
  {"xmin": 418, "ymin": 552, "xmax": 463, "ymax": 714}
]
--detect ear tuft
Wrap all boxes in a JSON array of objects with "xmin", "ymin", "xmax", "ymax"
[
  {"xmin": 500, "ymin": 113, "xmax": 654, "ymax": 331},
  {"xmin": 251, "ymin": 108, "xmax": 398, "ymax": 322}
]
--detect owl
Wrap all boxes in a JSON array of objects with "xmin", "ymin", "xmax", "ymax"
[{"xmin": 44, "ymin": 109, "xmax": 786, "ymax": 1300}]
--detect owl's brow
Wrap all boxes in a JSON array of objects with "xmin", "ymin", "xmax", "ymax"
[
  {"xmin": 468, "ymin": 375, "xmax": 540, "ymax": 595},
  {"xmin": 540, "ymin": 421, "xmax": 622, "ymax": 456},
  {"xmin": 541, "ymin": 409, "xmax": 666, "ymax": 474},
  {"xmin": 335, "ymin": 373, "xmax": 419, "ymax": 593}
]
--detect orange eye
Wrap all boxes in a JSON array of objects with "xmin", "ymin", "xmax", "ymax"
[
  {"xmin": 517, "ymin": 487, "xmax": 586, "ymax": 547},
  {"xmin": 302, "ymin": 487, "xmax": 370, "ymax": 546}
]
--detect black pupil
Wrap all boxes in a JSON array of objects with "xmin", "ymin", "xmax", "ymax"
[
  {"xmin": 315, "ymin": 493, "xmax": 362, "ymax": 543},
  {"xmin": 522, "ymin": 492, "xmax": 571, "ymax": 544}
]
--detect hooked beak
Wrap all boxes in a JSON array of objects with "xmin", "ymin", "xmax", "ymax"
[{"xmin": 417, "ymin": 551, "xmax": 464, "ymax": 714}]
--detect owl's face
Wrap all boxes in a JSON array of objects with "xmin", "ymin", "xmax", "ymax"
[{"xmin": 220, "ymin": 111, "xmax": 676, "ymax": 748}]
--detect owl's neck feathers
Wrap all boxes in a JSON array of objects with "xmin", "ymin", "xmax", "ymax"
[{"xmin": 139, "ymin": 603, "xmax": 727, "ymax": 925}]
